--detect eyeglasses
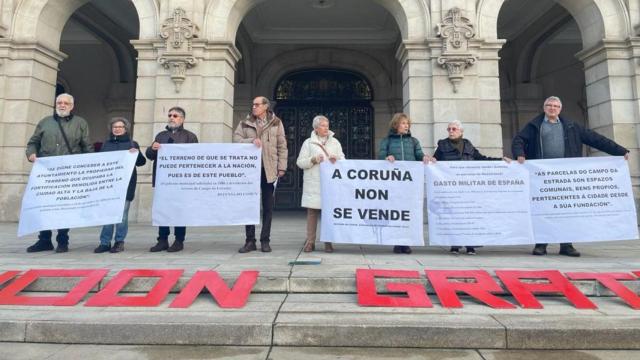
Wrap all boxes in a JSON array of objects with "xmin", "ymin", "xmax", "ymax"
[
  {"xmin": 168, "ymin": 113, "xmax": 181, "ymax": 118},
  {"xmin": 447, "ymin": 127, "xmax": 459, "ymax": 131},
  {"xmin": 252, "ymin": 103, "xmax": 265, "ymax": 107}
]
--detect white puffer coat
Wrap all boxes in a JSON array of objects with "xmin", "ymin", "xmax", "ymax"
[{"xmin": 296, "ymin": 130, "xmax": 345, "ymax": 209}]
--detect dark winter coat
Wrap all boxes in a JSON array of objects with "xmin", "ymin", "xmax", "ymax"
[
  {"xmin": 26, "ymin": 114, "xmax": 93, "ymax": 158},
  {"xmin": 378, "ymin": 130, "xmax": 425, "ymax": 161},
  {"xmin": 512, "ymin": 113, "xmax": 628, "ymax": 159},
  {"xmin": 145, "ymin": 125, "xmax": 199, "ymax": 186},
  {"xmin": 433, "ymin": 138, "xmax": 500, "ymax": 161},
  {"xmin": 100, "ymin": 134, "xmax": 146, "ymax": 201}
]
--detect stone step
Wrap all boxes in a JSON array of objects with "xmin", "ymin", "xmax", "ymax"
[{"xmin": 1, "ymin": 294, "xmax": 640, "ymax": 349}]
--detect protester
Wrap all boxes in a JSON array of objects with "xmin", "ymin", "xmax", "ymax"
[
  {"xmin": 432, "ymin": 120, "xmax": 510, "ymax": 255},
  {"xmin": 296, "ymin": 115, "xmax": 345, "ymax": 253},
  {"xmin": 378, "ymin": 113, "xmax": 430, "ymax": 254},
  {"xmin": 233, "ymin": 96, "xmax": 288, "ymax": 253},
  {"xmin": 94, "ymin": 117, "xmax": 146, "ymax": 253},
  {"xmin": 146, "ymin": 107, "xmax": 198, "ymax": 253},
  {"xmin": 25, "ymin": 93, "xmax": 93, "ymax": 253},
  {"xmin": 512, "ymin": 96, "xmax": 629, "ymax": 257}
]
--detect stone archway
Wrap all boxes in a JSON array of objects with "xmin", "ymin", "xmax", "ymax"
[{"xmin": 202, "ymin": 0, "xmax": 430, "ymax": 42}]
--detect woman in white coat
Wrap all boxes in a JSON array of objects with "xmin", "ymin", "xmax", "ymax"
[{"xmin": 296, "ymin": 115, "xmax": 345, "ymax": 253}]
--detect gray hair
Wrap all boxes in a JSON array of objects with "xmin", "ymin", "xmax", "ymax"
[
  {"xmin": 543, "ymin": 96, "xmax": 562, "ymax": 108},
  {"xmin": 312, "ymin": 115, "xmax": 329, "ymax": 129},
  {"xmin": 108, "ymin": 117, "xmax": 131, "ymax": 133},
  {"xmin": 448, "ymin": 120, "xmax": 464, "ymax": 132},
  {"xmin": 56, "ymin": 93, "xmax": 74, "ymax": 105}
]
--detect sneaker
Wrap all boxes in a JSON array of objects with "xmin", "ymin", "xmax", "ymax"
[
  {"xmin": 401, "ymin": 246, "xmax": 412, "ymax": 254},
  {"xmin": 450, "ymin": 246, "xmax": 460, "ymax": 255},
  {"xmin": 559, "ymin": 245, "xmax": 580, "ymax": 257},
  {"xmin": 532, "ymin": 244, "xmax": 547, "ymax": 256},
  {"xmin": 110, "ymin": 242, "xmax": 125, "ymax": 253},
  {"xmin": 55, "ymin": 243, "xmax": 69, "ymax": 253},
  {"xmin": 393, "ymin": 246, "xmax": 402, "ymax": 254},
  {"xmin": 94, "ymin": 244, "xmax": 111, "ymax": 253},
  {"xmin": 466, "ymin": 247, "xmax": 476, "ymax": 255},
  {"xmin": 167, "ymin": 240, "xmax": 184, "ymax": 253},
  {"xmin": 26, "ymin": 239, "xmax": 54, "ymax": 253}
]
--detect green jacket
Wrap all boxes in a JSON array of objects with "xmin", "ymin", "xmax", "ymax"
[
  {"xmin": 26, "ymin": 114, "xmax": 93, "ymax": 158},
  {"xmin": 378, "ymin": 129, "xmax": 425, "ymax": 161}
]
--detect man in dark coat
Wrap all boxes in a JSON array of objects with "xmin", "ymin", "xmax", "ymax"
[
  {"xmin": 512, "ymin": 96, "xmax": 629, "ymax": 257},
  {"xmin": 145, "ymin": 106, "xmax": 198, "ymax": 253},
  {"xmin": 25, "ymin": 93, "xmax": 94, "ymax": 253}
]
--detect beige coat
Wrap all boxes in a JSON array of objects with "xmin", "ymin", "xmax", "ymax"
[
  {"xmin": 233, "ymin": 113, "xmax": 288, "ymax": 183},
  {"xmin": 296, "ymin": 130, "xmax": 345, "ymax": 209}
]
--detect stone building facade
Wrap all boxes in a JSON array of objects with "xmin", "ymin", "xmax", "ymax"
[{"xmin": 0, "ymin": 0, "xmax": 638, "ymax": 222}]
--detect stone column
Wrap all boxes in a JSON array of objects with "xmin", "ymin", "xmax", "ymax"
[
  {"xmin": 395, "ymin": 41, "xmax": 434, "ymax": 153},
  {"xmin": 0, "ymin": 41, "xmax": 65, "ymax": 221}
]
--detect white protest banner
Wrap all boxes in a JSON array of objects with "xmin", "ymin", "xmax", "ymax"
[
  {"xmin": 320, "ymin": 160, "xmax": 424, "ymax": 246},
  {"xmin": 152, "ymin": 143, "xmax": 261, "ymax": 226},
  {"xmin": 525, "ymin": 156, "xmax": 638, "ymax": 243},
  {"xmin": 425, "ymin": 161, "xmax": 534, "ymax": 245},
  {"xmin": 18, "ymin": 151, "xmax": 138, "ymax": 237}
]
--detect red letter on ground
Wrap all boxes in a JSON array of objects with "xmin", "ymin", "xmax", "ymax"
[
  {"xmin": 85, "ymin": 269, "xmax": 182, "ymax": 307},
  {"xmin": 0, "ymin": 269, "xmax": 107, "ymax": 306},
  {"xmin": 496, "ymin": 270, "xmax": 596, "ymax": 309},
  {"xmin": 566, "ymin": 272, "xmax": 640, "ymax": 309},
  {"xmin": 356, "ymin": 269, "xmax": 432, "ymax": 307},
  {"xmin": 426, "ymin": 269, "xmax": 516, "ymax": 308},
  {"xmin": 169, "ymin": 270, "xmax": 258, "ymax": 308},
  {"xmin": 0, "ymin": 271, "xmax": 20, "ymax": 287}
]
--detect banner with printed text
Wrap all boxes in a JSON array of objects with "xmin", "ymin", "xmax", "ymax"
[
  {"xmin": 524, "ymin": 156, "xmax": 638, "ymax": 243},
  {"xmin": 152, "ymin": 143, "xmax": 261, "ymax": 226},
  {"xmin": 320, "ymin": 160, "xmax": 424, "ymax": 246},
  {"xmin": 18, "ymin": 151, "xmax": 138, "ymax": 237},
  {"xmin": 425, "ymin": 161, "xmax": 534, "ymax": 246}
]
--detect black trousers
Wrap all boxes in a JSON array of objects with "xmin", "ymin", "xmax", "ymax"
[
  {"xmin": 158, "ymin": 227, "xmax": 186, "ymax": 242},
  {"xmin": 39, "ymin": 229, "xmax": 70, "ymax": 245},
  {"xmin": 246, "ymin": 168, "xmax": 275, "ymax": 243}
]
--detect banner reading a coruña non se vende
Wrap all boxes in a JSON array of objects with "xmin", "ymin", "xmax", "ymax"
[
  {"xmin": 152, "ymin": 143, "xmax": 261, "ymax": 227},
  {"xmin": 320, "ymin": 160, "xmax": 424, "ymax": 246},
  {"xmin": 18, "ymin": 151, "xmax": 138, "ymax": 237}
]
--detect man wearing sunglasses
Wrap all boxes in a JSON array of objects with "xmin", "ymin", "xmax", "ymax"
[
  {"xmin": 146, "ymin": 106, "xmax": 198, "ymax": 252},
  {"xmin": 233, "ymin": 96, "xmax": 288, "ymax": 253},
  {"xmin": 512, "ymin": 96, "xmax": 629, "ymax": 257}
]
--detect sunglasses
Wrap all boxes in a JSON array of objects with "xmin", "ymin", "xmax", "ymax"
[{"xmin": 168, "ymin": 113, "xmax": 181, "ymax": 118}]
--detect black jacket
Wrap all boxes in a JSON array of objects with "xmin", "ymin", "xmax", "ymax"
[
  {"xmin": 433, "ymin": 138, "xmax": 499, "ymax": 161},
  {"xmin": 145, "ymin": 125, "xmax": 199, "ymax": 187},
  {"xmin": 100, "ymin": 134, "xmax": 146, "ymax": 201},
  {"xmin": 512, "ymin": 113, "xmax": 628, "ymax": 159}
]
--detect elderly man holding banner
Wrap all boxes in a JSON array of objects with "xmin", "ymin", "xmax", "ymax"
[
  {"xmin": 25, "ymin": 93, "xmax": 93, "ymax": 253},
  {"xmin": 146, "ymin": 106, "xmax": 198, "ymax": 253},
  {"xmin": 512, "ymin": 96, "xmax": 629, "ymax": 257}
]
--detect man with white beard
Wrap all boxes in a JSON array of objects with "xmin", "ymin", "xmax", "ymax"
[{"xmin": 25, "ymin": 93, "xmax": 93, "ymax": 253}]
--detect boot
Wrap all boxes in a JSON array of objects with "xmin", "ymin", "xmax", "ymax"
[
  {"xmin": 401, "ymin": 246, "xmax": 412, "ymax": 254},
  {"xmin": 324, "ymin": 242, "xmax": 334, "ymax": 253},
  {"xmin": 450, "ymin": 246, "xmax": 460, "ymax": 254},
  {"xmin": 239, "ymin": 240, "xmax": 257, "ymax": 253},
  {"xmin": 532, "ymin": 244, "xmax": 547, "ymax": 256},
  {"xmin": 559, "ymin": 244, "xmax": 580, "ymax": 257},
  {"xmin": 303, "ymin": 240, "xmax": 315, "ymax": 252},
  {"xmin": 27, "ymin": 239, "xmax": 54, "ymax": 253},
  {"xmin": 55, "ymin": 242, "xmax": 69, "ymax": 253},
  {"xmin": 167, "ymin": 240, "xmax": 184, "ymax": 252},
  {"xmin": 110, "ymin": 242, "xmax": 125, "ymax": 253},
  {"xmin": 150, "ymin": 238, "xmax": 169, "ymax": 252},
  {"xmin": 261, "ymin": 241, "xmax": 272, "ymax": 253},
  {"xmin": 393, "ymin": 246, "xmax": 402, "ymax": 254},
  {"xmin": 94, "ymin": 244, "xmax": 111, "ymax": 253}
]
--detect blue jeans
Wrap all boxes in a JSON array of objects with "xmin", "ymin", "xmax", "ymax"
[{"xmin": 99, "ymin": 201, "xmax": 131, "ymax": 245}]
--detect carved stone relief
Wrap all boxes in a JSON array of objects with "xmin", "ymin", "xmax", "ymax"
[
  {"xmin": 436, "ymin": 7, "xmax": 477, "ymax": 92},
  {"xmin": 158, "ymin": 8, "xmax": 199, "ymax": 93}
]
